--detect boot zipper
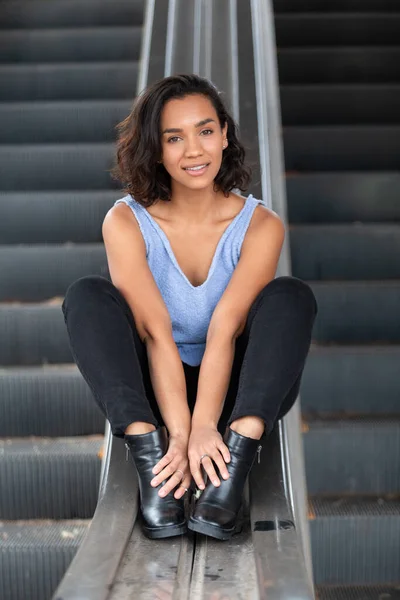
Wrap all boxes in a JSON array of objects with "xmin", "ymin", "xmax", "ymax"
[
  {"xmin": 125, "ymin": 442, "xmax": 130, "ymax": 462},
  {"xmin": 257, "ymin": 444, "xmax": 262, "ymax": 464}
]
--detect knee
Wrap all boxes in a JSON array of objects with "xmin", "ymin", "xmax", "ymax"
[
  {"xmin": 261, "ymin": 276, "xmax": 318, "ymax": 315},
  {"xmin": 62, "ymin": 275, "xmax": 112, "ymax": 314}
]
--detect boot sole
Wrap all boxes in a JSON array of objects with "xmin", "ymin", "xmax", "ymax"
[
  {"xmin": 187, "ymin": 516, "xmax": 235, "ymax": 541},
  {"xmin": 142, "ymin": 521, "xmax": 188, "ymax": 539}
]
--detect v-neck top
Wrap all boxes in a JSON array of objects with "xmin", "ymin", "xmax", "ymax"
[{"xmin": 114, "ymin": 193, "xmax": 265, "ymax": 366}]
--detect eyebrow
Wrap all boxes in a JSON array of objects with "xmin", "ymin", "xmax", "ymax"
[{"xmin": 161, "ymin": 118, "xmax": 216, "ymax": 135}]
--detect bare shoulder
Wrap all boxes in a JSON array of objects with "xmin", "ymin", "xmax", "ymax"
[
  {"xmin": 102, "ymin": 202, "xmax": 146, "ymax": 252},
  {"xmin": 244, "ymin": 198, "xmax": 285, "ymax": 251}
]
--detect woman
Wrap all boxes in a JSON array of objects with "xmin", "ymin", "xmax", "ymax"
[{"xmin": 62, "ymin": 74, "xmax": 317, "ymax": 541}]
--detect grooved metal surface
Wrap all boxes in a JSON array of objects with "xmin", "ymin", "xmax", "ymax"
[
  {"xmin": 316, "ymin": 584, "xmax": 400, "ymax": 599},
  {"xmin": 0, "ymin": 365, "xmax": 104, "ymax": 437},
  {"xmin": 0, "ymin": 437, "xmax": 103, "ymax": 519}
]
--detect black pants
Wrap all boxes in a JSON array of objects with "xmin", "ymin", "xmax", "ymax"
[{"xmin": 62, "ymin": 275, "xmax": 317, "ymax": 439}]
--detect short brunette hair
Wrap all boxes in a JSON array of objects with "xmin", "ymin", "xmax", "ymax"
[{"xmin": 110, "ymin": 74, "xmax": 252, "ymax": 207}]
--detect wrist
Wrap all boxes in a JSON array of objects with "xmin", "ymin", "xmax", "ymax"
[{"xmin": 191, "ymin": 416, "xmax": 218, "ymax": 431}]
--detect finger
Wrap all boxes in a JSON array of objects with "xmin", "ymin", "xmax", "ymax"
[
  {"xmin": 152, "ymin": 452, "xmax": 174, "ymax": 475},
  {"xmin": 201, "ymin": 456, "xmax": 220, "ymax": 487},
  {"xmin": 158, "ymin": 471, "xmax": 184, "ymax": 498},
  {"xmin": 173, "ymin": 477, "xmax": 191, "ymax": 500},
  {"xmin": 218, "ymin": 441, "xmax": 231, "ymax": 464},
  {"xmin": 190, "ymin": 460, "xmax": 205, "ymax": 490},
  {"xmin": 151, "ymin": 461, "xmax": 178, "ymax": 487},
  {"xmin": 212, "ymin": 450, "xmax": 230, "ymax": 480}
]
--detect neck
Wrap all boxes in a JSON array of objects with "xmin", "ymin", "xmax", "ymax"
[{"xmin": 165, "ymin": 183, "xmax": 226, "ymax": 225}]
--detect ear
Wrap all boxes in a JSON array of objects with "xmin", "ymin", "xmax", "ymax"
[{"xmin": 222, "ymin": 122, "xmax": 228, "ymax": 138}]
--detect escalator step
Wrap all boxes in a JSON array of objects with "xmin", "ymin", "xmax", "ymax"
[
  {"xmin": 0, "ymin": 190, "xmax": 119, "ymax": 244},
  {"xmin": 0, "ymin": 365, "xmax": 104, "ymax": 437},
  {"xmin": 0, "ymin": 100, "xmax": 132, "ymax": 143},
  {"xmin": 278, "ymin": 48, "xmax": 400, "ymax": 84},
  {"xmin": 0, "ymin": 437, "xmax": 103, "ymax": 519},
  {"xmin": 304, "ymin": 418, "xmax": 400, "ymax": 494},
  {"xmin": 0, "ymin": 520, "xmax": 89, "ymax": 600},
  {"xmin": 0, "ymin": 143, "xmax": 117, "ymax": 190},
  {"xmin": 0, "ymin": 61, "xmax": 138, "ymax": 101},
  {"xmin": 315, "ymin": 584, "xmax": 400, "ymax": 600},
  {"xmin": 281, "ymin": 85, "xmax": 400, "ymax": 125},
  {"xmin": 290, "ymin": 224, "xmax": 400, "ymax": 280},
  {"xmin": 0, "ymin": 245, "xmax": 109, "ymax": 301},
  {"xmin": 310, "ymin": 281, "xmax": 400, "ymax": 343},
  {"xmin": 286, "ymin": 172, "xmax": 400, "ymax": 223},
  {"xmin": 309, "ymin": 496, "xmax": 400, "ymax": 584},
  {"xmin": 275, "ymin": 14, "xmax": 400, "ymax": 47},
  {"xmin": 284, "ymin": 126, "xmax": 400, "ymax": 171},
  {"xmin": 0, "ymin": 303, "xmax": 73, "ymax": 366},
  {"xmin": 301, "ymin": 345, "xmax": 400, "ymax": 415},
  {"xmin": 0, "ymin": 27, "xmax": 141, "ymax": 63},
  {"xmin": 0, "ymin": 0, "xmax": 144, "ymax": 29}
]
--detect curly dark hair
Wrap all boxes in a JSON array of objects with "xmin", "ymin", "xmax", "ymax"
[{"xmin": 109, "ymin": 73, "xmax": 252, "ymax": 207}]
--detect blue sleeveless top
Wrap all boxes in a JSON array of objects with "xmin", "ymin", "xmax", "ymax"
[{"xmin": 114, "ymin": 193, "xmax": 265, "ymax": 366}]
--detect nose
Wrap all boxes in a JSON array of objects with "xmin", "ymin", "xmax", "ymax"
[{"xmin": 184, "ymin": 135, "xmax": 204, "ymax": 157}]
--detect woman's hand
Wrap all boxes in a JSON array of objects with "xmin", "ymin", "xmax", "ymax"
[
  {"xmin": 150, "ymin": 434, "xmax": 191, "ymax": 500},
  {"xmin": 188, "ymin": 425, "xmax": 231, "ymax": 490}
]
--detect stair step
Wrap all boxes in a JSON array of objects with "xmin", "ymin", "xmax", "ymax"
[
  {"xmin": 281, "ymin": 85, "xmax": 400, "ymax": 125},
  {"xmin": 0, "ymin": 61, "xmax": 138, "ymax": 101},
  {"xmin": 0, "ymin": 365, "xmax": 104, "ymax": 437},
  {"xmin": 286, "ymin": 173, "xmax": 400, "ymax": 223},
  {"xmin": 301, "ymin": 345, "xmax": 400, "ymax": 415},
  {"xmin": 315, "ymin": 584, "xmax": 400, "ymax": 600},
  {"xmin": 304, "ymin": 418, "xmax": 400, "ymax": 494},
  {"xmin": 290, "ymin": 224, "xmax": 400, "ymax": 280},
  {"xmin": 273, "ymin": 0, "xmax": 400, "ymax": 13},
  {"xmin": 0, "ymin": 26, "xmax": 141, "ymax": 63},
  {"xmin": 0, "ymin": 302, "xmax": 71, "ymax": 366},
  {"xmin": 284, "ymin": 126, "xmax": 400, "ymax": 171},
  {"xmin": 0, "ymin": 437, "xmax": 102, "ymax": 519},
  {"xmin": 0, "ymin": 0, "xmax": 144, "ymax": 29},
  {"xmin": 0, "ymin": 100, "xmax": 131, "ymax": 144},
  {"xmin": 0, "ymin": 519, "xmax": 89, "ymax": 600},
  {"xmin": 278, "ymin": 48, "xmax": 400, "ymax": 84},
  {"xmin": 0, "ymin": 245, "xmax": 109, "ymax": 301},
  {"xmin": 0, "ymin": 143, "xmax": 117, "ymax": 190},
  {"xmin": 275, "ymin": 14, "xmax": 400, "ymax": 47},
  {"xmin": 310, "ymin": 281, "xmax": 400, "ymax": 343},
  {"xmin": 309, "ymin": 496, "xmax": 400, "ymax": 584},
  {"xmin": 0, "ymin": 190, "xmax": 118, "ymax": 243}
]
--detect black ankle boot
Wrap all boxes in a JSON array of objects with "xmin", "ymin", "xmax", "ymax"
[
  {"xmin": 188, "ymin": 428, "xmax": 261, "ymax": 540},
  {"xmin": 124, "ymin": 427, "xmax": 187, "ymax": 539}
]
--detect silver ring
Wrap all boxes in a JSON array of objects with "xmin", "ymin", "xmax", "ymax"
[
  {"xmin": 199, "ymin": 453, "xmax": 210, "ymax": 463},
  {"xmin": 175, "ymin": 469, "xmax": 184, "ymax": 480},
  {"xmin": 179, "ymin": 486, "xmax": 189, "ymax": 493}
]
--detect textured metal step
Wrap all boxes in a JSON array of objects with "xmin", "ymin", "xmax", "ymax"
[
  {"xmin": 286, "ymin": 173, "xmax": 400, "ymax": 223},
  {"xmin": 0, "ymin": 437, "xmax": 102, "ymax": 519},
  {"xmin": 0, "ymin": 0, "xmax": 144, "ymax": 29},
  {"xmin": 290, "ymin": 224, "xmax": 400, "ymax": 280},
  {"xmin": 0, "ymin": 190, "xmax": 119, "ymax": 244},
  {"xmin": 310, "ymin": 281, "xmax": 400, "ymax": 343},
  {"xmin": 304, "ymin": 418, "xmax": 400, "ymax": 494},
  {"xmin": 278, "ymin": 48, "xmax": 400, "ymax": 84},
  {"xmin": 0, "ymin": 365, "xmax": 104, "ymax": 437},
  {"xmin": 275, "ymin": 14, "xmax": 400, "ymax": 47},
  {"xmin": 0, "ymin": 519, "xmax": 90, "ymax": 600},
  {"xmin": 0, "ymin": 100, "xmax": 131, "ymax": 143},
  {"xmin": 0, "ymin": 303, "xmax": 72, "ymax": 366},
  {"xmin": 309, "ymin": 497, "xmax": 400, "ymax": 584},
  {"xmin": 284, "ymin": 126, "xmax": 400, "ymax": 171},
  {"xmin": 315, "ymin": 584, "xmax": 400, "ymax": 600},
  {"xmin": 301, "ymin": 345, "xmax": 400, "ymax": 416},
  {"xmin": 0, "ymin": 143, "xmax": 117, "ymax": 190},
  {"xmin": 0, "ymin": 245, "xmax": 109, "ymax": 301},
  {"xmin": 273, "ymin": 0, "xmax": 400, "ymax": 13},
  {"xmin": 0, "ymin": 61, "xmax": 138, "ymax": 101},
  {"xmin": 281, "ymin": 85, "xmax": 400, "ymax": 125},
  {"xmin": 0, "ymin": 26, "xmax": 141, "ymax": 63}
]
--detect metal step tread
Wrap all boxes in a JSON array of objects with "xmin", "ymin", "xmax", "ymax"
[
  {"xmin": 315, "ymin": 584, "xmax": 400, "ymax": 600},
  {"xmin": 310, "ymin": 495, "xmax": 400, "ymax": 518},
  {"xmin": 0, "ymin": 518, "xmax": 90, "ymax": 547},
  {"xmin": 0, "ymin": 59, "xmax": 138, "ymax": 71}
]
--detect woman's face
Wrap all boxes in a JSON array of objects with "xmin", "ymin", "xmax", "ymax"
[{"xmin": 159, "ymin": 94, "xmax": 228, "ymax": 193}]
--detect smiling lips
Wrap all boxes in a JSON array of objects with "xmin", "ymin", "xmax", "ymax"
[{"xmin": 183, "ymin": 163, "xmax": 210, "ymax": 176}]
